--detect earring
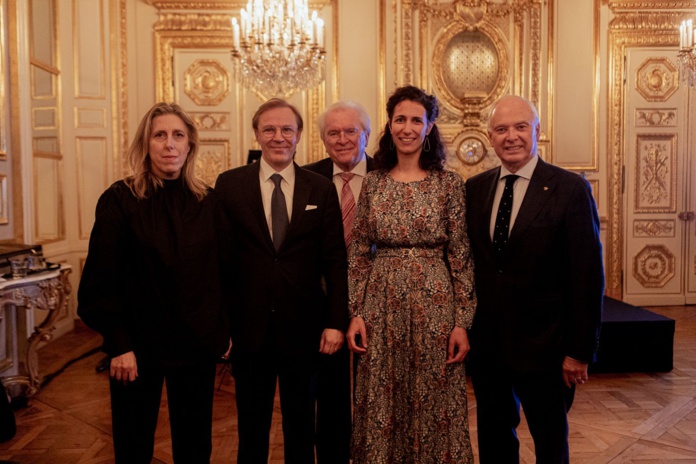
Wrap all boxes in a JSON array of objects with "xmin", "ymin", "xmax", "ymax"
[{"xmin": 423, "ymin": 137, "xmax": 431, "ymax": 152}]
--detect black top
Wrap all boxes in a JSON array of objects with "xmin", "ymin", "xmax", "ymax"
[{"xmin": 77, "ymin": 179, "xmax": 230, "ymax": 366}]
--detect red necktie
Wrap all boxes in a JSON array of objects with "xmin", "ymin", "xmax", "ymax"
[{"xmin": 339, "ymin": 172, "xmax": 356, "ymax": 247}]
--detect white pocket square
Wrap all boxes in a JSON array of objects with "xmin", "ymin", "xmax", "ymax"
[{"xmin": 305, "ymin": 205, "xmax": 318, "ymax": 210}]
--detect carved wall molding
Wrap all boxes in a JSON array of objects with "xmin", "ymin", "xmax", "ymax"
[
  {"xmin": 633, "ymin": 220, "xmax": 676, "ymax": 237},
  {"xmin": 144, "ymin": 0, "xmax": 331, "ymax": 9},
  {"xmin": 636, "ymin": 108, "xmax": 677, "ymax": 126}
]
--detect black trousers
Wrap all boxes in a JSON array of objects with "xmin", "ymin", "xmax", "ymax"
[
  {"xmin": 471, "ymin": 360, "xmax": 575, "ymax": 464},
  {"xmin": 109, "ymin": 359, "xmax": 217, "ymax": 464},
  {"xmin": 315, "ymin": 345, "xmax": 351, "ymax": 464},
  {"xmin": 233, "ymin": 338, "xmax": 317, "ymax": 464}
]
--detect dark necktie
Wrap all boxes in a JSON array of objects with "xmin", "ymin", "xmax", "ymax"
[
  {"xmin": 338, "ymin": 172, "xmax": 356, "ymax": 246},
  {"xmin": 271, "ymin": 173, "xmax": 288, "ymax": 251},
  {"xmin": 492, "ymin": 174, "xmax": 519, "ymax": 257}
]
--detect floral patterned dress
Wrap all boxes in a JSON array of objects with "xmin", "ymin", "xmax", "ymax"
[{"xmin": 349, "ymin": 169, "xmax": 476, "ymax": 464}]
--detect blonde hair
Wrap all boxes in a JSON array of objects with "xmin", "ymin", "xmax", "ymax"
[{"xmin": 125, "ymin": 102, "xmax": 207, "ymax": 201}]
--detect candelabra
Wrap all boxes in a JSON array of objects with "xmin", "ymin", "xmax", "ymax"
[
  {"xmin": 678, "ymin": 19, "xmax": 695, "ymax": 88},
  {"xmin": 231, "ymin": 0, "xmax": 326, "ymax": 99}
]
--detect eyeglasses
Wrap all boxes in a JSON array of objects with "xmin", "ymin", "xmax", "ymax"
[
  {"xmin": 259, "ymin": 126, "xmax": 297, "ymax": 139},
  {"xmin": 325, "ymin": 128, "xmax": 361, "ymax": 142}
]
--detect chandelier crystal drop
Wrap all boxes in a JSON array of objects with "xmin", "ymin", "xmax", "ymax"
[
  {"xmin": 231, "ymin": 0, "xmax": 326, "ymax": 99},
  {"xmin": 678, "ymin": 19, "xmax": 696, "ymax": 88}
]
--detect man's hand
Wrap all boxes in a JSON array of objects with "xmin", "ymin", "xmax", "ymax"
[
  {"xmin": 319, "ymin": 328, "xmax": 344, "ymax": 354},
  {"xmin": 110, "ymin": 351, "xmax": 138, "ymax": 384},
  {"xmin": 562, "ymin": 356, "xmax": 589, "ymax": 387}
]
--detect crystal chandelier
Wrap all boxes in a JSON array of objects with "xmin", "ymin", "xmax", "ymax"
[
  {"xmin": 231, "ymin": 0, "xmax": 326, "ymax": 99},
  {"xmin": 678, "ymin": 18, "xmax": 695, "ymax": 87}
]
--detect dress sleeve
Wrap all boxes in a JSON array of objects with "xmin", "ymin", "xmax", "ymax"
[
  {"xmin": 348, "ymin": 172, "xmax": 377, "ymax": 318},
  {"xmin": 444, "ymin": 172, "xmax": 477, "ymax": 329},
  {"xmin": 77, "ymin": 184, "xmax": 134, "ymax": 357}
]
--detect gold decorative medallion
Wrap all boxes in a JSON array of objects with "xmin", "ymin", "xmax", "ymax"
[
  {"xmin": 632, "ymin": 244, "xmax": 675, "ymax": 288},
  {"xmin": 184, "ymin": 59, "xmax": 230, "ymax": 106},
  {"xmin": 190, "ymin": 112, "xmax": 230, "ymax": 131},
  {"xmin": 635, "ymin": 57, "xmax": 679, "ymax": 102}
]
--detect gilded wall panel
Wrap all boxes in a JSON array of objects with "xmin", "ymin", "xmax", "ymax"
[
  {"xmin": 75, "ymin": 108, "xmax": 107, "ymax": 129},
  {"xmin": 634, "ymin": 134, "xmax": 677, "ymax": 213},
  {"xmin": 76, "ymin": 137, "xmax": 108, "ymax": 240},
  {"xmin": 393, "ymin": 0, "xmax": 548, "ymax": 180},
  {"xmin": 32, "ymin": 108, "xmax": 57, "ymax": 130},
  {"xmin": 33, "ymin": 155, "xmax": 64, "ymax": 242},
  {"xmin": 74, "ymin": 0, "xmax": 106, "ymax": 99},
  {"xmin": 197, "ymin": 138, "xmax": 230, "ymax": 187}
]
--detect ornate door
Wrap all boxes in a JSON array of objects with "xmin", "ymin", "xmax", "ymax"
[{"xmin": 623, "ymin": 47, "xmax": 696, "ymax": 306}]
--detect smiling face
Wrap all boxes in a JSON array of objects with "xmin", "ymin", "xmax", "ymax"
[
  {"xmin": 148, "ymin": 114, "xmax": 191, "ymax": 180},
  {"xmin": 255, "ymin": 106, "xmax": 302, "ymax": 171},
  {"xmin": 322, "ymin": 108, "xmax": 369, "ymax": 172},
  {"xmin": 487, "ymin": 96, "xmax": 540, "ymax": 173},
  {"xmin": 389, "ymin": 100, "xmax": 433, "ymax": 158}
]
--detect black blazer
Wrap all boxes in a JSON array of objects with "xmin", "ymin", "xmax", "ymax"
[
  {"xmin": 465, "ymin": 158, "xmax": 604, "ymax": 372},
  {"xmin": 303, "ymin": 155, "xmax": 376, "ymax": 181},
  {"xmin": 215, "ymin": 162, "xmax": 348, "ymax": 355}
]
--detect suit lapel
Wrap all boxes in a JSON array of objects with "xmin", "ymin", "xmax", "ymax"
[
  {"xmin": 285, "ymin": 163, "xmax": 312, "ymax": 245},
  {"xmin": 476, "ymin": 167, "xmax": 501, "ymax": 248},
  {"xmin": 508, "ymin": 159, "xmax": 556, "ymax": 245}
]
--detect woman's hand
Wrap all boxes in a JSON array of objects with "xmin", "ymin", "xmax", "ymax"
[
  {"xmin": 446, "ymin": 327, "xmax": 470, "ymax": 364},
  {"xmin": 110, "ymin": 351, "xmax": 138, "ymax": 383},
  {"xmin": 346, "ymin": 316, "xmax": 368, "ymax": 354}
]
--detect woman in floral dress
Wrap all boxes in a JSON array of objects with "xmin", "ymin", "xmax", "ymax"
[{"xmin": 346, "ymin": 86, "xmax": 476, "ymax": 464}]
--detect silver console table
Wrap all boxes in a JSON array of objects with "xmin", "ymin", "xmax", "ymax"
[{"xmin": 0, "ymin": 264, "xmax": 72, "ymax": 398}]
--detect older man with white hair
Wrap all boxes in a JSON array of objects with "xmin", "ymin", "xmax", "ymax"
[{"xmin": 305, "ymin": 100, "xmax": 374, "ymax": 464}]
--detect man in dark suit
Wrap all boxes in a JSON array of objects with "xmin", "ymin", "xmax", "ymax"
[
  {"xmin": 304, "ymin": 100, "xmax": 374, "ymax": 464},
  {"xmin": 465, "ymin": 95, "xmax": 604, "ymax": 464},
  {"xmin": 215, "ymin": 98, "xmax": 348, "ymax": 464}
]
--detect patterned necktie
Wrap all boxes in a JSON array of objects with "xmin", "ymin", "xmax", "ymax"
[
  {"xmin": 338, "ymin": 172, "xmax": 356, "ymax": 246},
  {"xmin": 270, "ymin": 173, "xmax": 288, "ymax": 251},
  {"xmin": 492, "ymin": 174, "xmax": 519, "ymax": 257}
]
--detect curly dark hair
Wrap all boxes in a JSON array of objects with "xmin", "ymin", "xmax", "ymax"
[{"xmin": 374, "ymin": 85, "xmax": 446, "ymax": 171}]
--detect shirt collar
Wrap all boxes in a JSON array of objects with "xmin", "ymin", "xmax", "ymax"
[
  {"xmin": 499, "ymin": 154, "xmax": 539, "ymax": 182},
  {"xmin": 332, "ymin": 156, "xmax": 367, "ymax": 177},
  {"xmin": 259, "ymin": 157, "xmax": 295, "ymax": 184}
]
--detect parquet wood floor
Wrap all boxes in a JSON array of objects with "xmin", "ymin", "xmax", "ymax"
[{"xmin": 0, "ymin": 305, "xmax": 694, "ymax": 463}]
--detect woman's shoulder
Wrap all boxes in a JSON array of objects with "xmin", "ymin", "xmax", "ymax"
[{"xmin": 433, "ymin": 168, "xmax": 464, "ymax": 185}]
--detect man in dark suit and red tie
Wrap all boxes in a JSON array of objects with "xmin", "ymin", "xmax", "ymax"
[
  {"xmin": 215, "ymin": 98, "xmax": 348, "ymax": 464},
  {"xmin": 304, "ymin": 100, "xmax": 374, "ymax": 464},
  {"xmin": 465, "ymin": 95, "xmax": 604, "ymax": 464}
]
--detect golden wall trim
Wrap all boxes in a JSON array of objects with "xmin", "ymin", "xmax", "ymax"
[
  {"xmin": 144, "ymin": 0, "xmax": 330, "ymax": 9},
  {"xmin": 610, "ymin": 12, "xmax": 689, "ymax": 29},
  {"xmin": 608, "ymin": 1, "xmax": 696, "ymax": 10},
  {"xmin": 113, "ymin": 0, "xmax": 128, "ymax": 178},
  {"xmin": 7, "ymin": 0, "xmax": 24, "ymax": 241},
  {"xmin": 0, "ymin": 0, "xmax": 7, "ymax": 161},
  {"xmin": 606, "ymin": 25, "xmax": 677, "ymax": 299},
  {"xmin": 0, "ymin": 175, "xmax": 8, "ymax": 225}
]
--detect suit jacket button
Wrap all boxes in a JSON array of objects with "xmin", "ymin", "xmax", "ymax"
[{"xmin": 497, "ymin": 269, "xmax": 503, "ymax": 274}]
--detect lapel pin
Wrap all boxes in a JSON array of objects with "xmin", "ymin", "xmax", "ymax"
[{"xmin": 543, "ymin": 186, "xmax": 549, "ymax": 191}]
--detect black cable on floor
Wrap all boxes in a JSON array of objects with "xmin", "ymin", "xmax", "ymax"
[{"xmin": 39, "ymin": 346, "xmax": 103, "ymax": 389}]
